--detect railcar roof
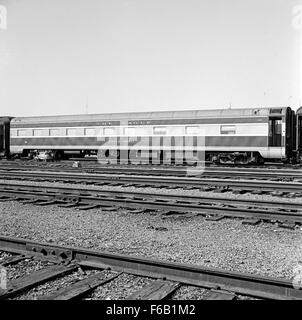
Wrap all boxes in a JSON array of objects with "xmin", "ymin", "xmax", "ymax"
[
  {"xmin": 297, "ymin": 107, "xmax": 302, "ymax": 115},
  {"xmin": 11, "ymin": 107, "xmax": 287, "ymax": 124}
]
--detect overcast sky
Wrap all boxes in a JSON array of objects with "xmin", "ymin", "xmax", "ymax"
[{"xmin": 0, "ymin": 0, "xmax": 301, "ymax": 117}]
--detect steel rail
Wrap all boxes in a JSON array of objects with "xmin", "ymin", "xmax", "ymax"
[
  {"xmin": 0, "ymin": 235, "xmax": 300, "ymax": 300},
  {"xmin": 0, "ymin": 182, "xmax": 301, "ymax": 223}
]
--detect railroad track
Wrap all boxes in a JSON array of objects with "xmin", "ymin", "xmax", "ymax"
[
  {"xmin": 0, "ymin": 235, "xmax": 301, "ymax": 300},
  {"xmin": 1, "ymin": 169, "xmax": 302, "ymax": 195},
  {"xmin": 1, "ymin": 162, "xmax": 302, "ymax": 180},
  {"xmin": 0, "ymin": 181, "xmax": 301, "ymax": 226}
]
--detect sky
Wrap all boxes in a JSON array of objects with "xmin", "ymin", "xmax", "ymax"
[{"xmin": 0, "ymin": 0, "xmax": 301, "ymax": 117}]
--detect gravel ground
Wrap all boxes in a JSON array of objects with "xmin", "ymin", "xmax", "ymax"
[
  {"xmin": 170, "ymin": 286, "xmax": 207, "ymax": 300},
  {"xmin": 85, "ymin": 273, "xmax": 154, "ymax": 300},
  {"xmin": 0, "ymin": 252, "xmax": 12, "ymax": 262}
]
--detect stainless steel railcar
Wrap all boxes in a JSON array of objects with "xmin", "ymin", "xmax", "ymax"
[{"xmin": 7, "ymin": 106, "xmax": 296, "ymax": 164}]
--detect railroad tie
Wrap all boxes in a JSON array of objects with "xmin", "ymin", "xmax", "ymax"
[
  {"xmin": 0, "ymin": 264, "xmax": 78, "ymax": 300},
  {"xmin": 277, "ymin": 221, "xmax": 296, "ymax": 230},
  {"xmin": 126, "ymin": 280, "xmax": 180, "ymax": 300},
  {"xmin": 232, "ymin": 190, "xmax": 248, "ymax": 195},
  {"xmin": 242, "ymin": 219, "xmax": 261, "ymax": 226},
  {"xmin": 0, "ymin": 197, "xmax": 15, "ymax": 202},
  {"xmin": 21, "ymin": 199, "xmax": 43, "ymax": 204},
  {"xmin": 128, "ymin": 209, "xmax": 146, "ymax": 214},
  {"xmin": 205, "ymin": 215, "xmax": 225, "ymax": 221},
  {"xmin": 39, "ymin": 272, "xmax": 120, "ymax": 300},
  {"xmin": 76, "ymin": 204, "xmax": 101, "ymax": 211},
  {"xmin": 34, "ymin": 200, "xmax": 58, "ymax": 206},
  {"xmin": 271, "ymin": 191, "xmax": 286, "ymax": 197},
  {"xmin": 202, "ymin": 289, "xmax": 237, "ymax": 300},
  {"xmin": 0, "ymin": 254, "xmax": 32, "ymax": 267},
  {"xmin": 57, "ymin": 203, "xmax": 80, "ymax": 208},
  {"xmin": 100, "ymin": 207, "xmax": 117, "ymax": 212}
]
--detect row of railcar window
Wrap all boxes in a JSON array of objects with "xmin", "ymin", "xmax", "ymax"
[{"xmin": 10, "ymin": 124, "xmax": 266, "ymax": 137}]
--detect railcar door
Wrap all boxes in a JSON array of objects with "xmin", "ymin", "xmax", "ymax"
[
  {"xmin": 0, "ymin": 121, "xmax": 3, "ymax": 154},
  {"xmin": 298, "ymin": 116, "xmax": 302, "ymax": 153},
  {"xmin": 285, "ymin": 108, "xmax": 296, "ymax": 159},
  {"xmin": 268, "ymin": 117, "xmax": 282, "ymax": 147},
  {"xmin": 0, "ymin": 118, "xmax": 10, "ymax": 158}
]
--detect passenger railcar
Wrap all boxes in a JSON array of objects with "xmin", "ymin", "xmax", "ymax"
[{"xmin": 7, "ymin": 106, "xmax": 296, "ymax": 164}]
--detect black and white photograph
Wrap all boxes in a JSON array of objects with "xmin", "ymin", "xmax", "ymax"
[{"xmin": 0, "ymin": 0, "xmax": 302, "ymax": 309}]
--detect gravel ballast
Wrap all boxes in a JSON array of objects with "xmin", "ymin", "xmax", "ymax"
[{"xmin": 85, "ymin": 273, "xmax": 154, "ymax": 300}]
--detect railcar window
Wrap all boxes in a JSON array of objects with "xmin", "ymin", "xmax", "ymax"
[
  {"xmin": 220, "ymin": 125, "xmax": 236, "ymax": 134},
  {"xmin": 275, "ymin": 120, "xmax": 282, "ymax": 134},
  {"xmin": 153, "ymin": 127, "xmax": 167, "ymax": 135},
  {"xmin": 124, "ymin": 127, "xmax": 151, "ymax": 135},
  {"xmin": 66, "ymin": 128, "xmax": 84, "ymax": 136},
  {"xmin": 103, "ymin": 127, "xmax": 117, "ymax": 135},
  {"xmin": 185, "ymin": 126, "xmax": 200, "ymax": 135},
  {"xmin": 50, "ymin": 129, "xmax": 61, "ymax": 136},
  {"xmin": 33, "ymin": 129, "xmax": 49, "ymax": 136},
  {"xmin": 84, "ymin": 128, "xmax": 97, "ymax": 136},
  {"xmin": 167, "ymin": 126, "xmax": 183, "ymax": 135},
  {"xmin": 10, "ymin": 130, "xmax": 17, "ymax": 136},
  {"xmin": 124, "ymin": 127, "xmax": 136, "ymax": 135},
  {"xmin": 17, "ymin": 129, "xmax": 32, "ymax": 137},
  {"xmin": 137, "ymin": 127, "xmax": 151, "ymax": 135}
]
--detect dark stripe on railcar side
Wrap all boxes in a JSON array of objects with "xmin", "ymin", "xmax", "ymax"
[
  {"xmin": 206, "ymin": 136, "xmax": 268, "ymax": 147},
  {"xmin": 10, "ymin": 117, "xmax": 269, "ymax": 128},
  {"xmin": 128, "ymin": 117, "xmax": 269, "ymax": 125},
  {"xmin": 11, "ymin": 121, "xmax": 121, "ymax": 128},
  {"xmin": 10, "ymin": 136, "xmax": 268, "ymax": 147},
  {"xmin": 11, "ymin": 137, "xmax": 106, "ymax": 147}
]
